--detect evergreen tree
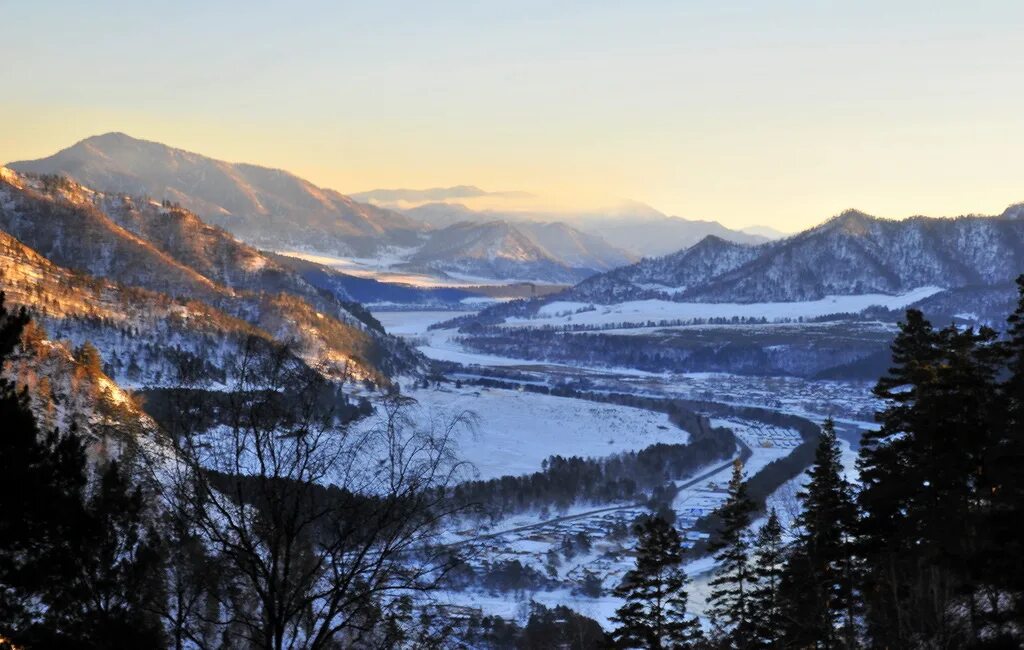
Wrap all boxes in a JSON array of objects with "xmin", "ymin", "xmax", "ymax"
[
  {"xmin": 707, "ymin": 460, "xmax": 756, "ymax": 647},
  {"xmin": 611, "ymin": 515, "xmax": 703, "ymax": 649},
  {"xmin": 0, "ymin": 294, "xmax": 165, "ymax": 648},
  {"xmin": 980, "ymin": 274, "xmax": 1024, "ymax": 636},
  {"xmin": 47, "ymin": 460, "xmax": 167, "ymax": 647},
  {"xmin": 780, "ymin": 418, "xmax": 858, "ymax": 648},
  {"xmin": 0, "ymin": 294, "xmax": 90, "ymax": 640},
  {"xmin": 857, "ymin": 309, "xmax": 1003, "ymax": 647},
  {"xmin": 748, "ymin": 509, "xmax": 785, "ymax": 648}
]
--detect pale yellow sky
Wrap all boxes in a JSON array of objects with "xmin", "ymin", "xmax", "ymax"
[{"xmin": 2, "ymin": 1, "xmax": 1023, "ymax": 231}]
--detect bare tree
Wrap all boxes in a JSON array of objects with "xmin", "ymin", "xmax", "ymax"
[{"xmin": 155, "ymin": 338, "xmax": 471, "ymax": 649}]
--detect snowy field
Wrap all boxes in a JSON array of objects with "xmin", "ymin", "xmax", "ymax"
[
  {"xmin": 373, "ymin": 310, "xmax": 475, "ymax": 335},
  {"xmin": 385, "ymin": 385, "xmax": 684, "ymax": 480},
  {"xmin": 509, "ymin": 286, "xmax": 944, "ymax": 328}
]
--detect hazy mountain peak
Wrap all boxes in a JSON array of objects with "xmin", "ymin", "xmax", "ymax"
[{"xmin": 10, "ymin": 133, "xmax": 424, "ymax": 257}]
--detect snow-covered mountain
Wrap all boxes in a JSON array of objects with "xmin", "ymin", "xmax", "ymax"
[
  {"xmin": 565, "ymin": 208, "xmax": 1024, "ymax": 304},
  {"xmin": 398, "ymin": 220, "xmax": 636, "ymax": 283},
  {"xmin": 8, "ymin": 132, "xmax": 424, "ymax": 257},
  {"xmin": 400, "ymin": 200, "xmax": 770, "ymax": 258},
  {"xmin": 0, "ymin": 167, "xmax": 420, "ymax": 382},
  {"xmin": 455, "ymin": 206, "xmax": 1024, "ymax": 330},
  {"xmin": 566, "ymin": 235, "xmax": 763, "ymax": 303}
]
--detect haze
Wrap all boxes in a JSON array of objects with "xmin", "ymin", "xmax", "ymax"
[{"xmin": 2, "ymin": 0, "xmax": 1023, "ymax": 230}]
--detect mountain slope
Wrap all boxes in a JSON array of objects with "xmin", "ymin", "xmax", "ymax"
[
  {"xmin": 687, "ymin": 210, "xmax": 1024, "ymax": 302},
  {"xmin": 565, "ymin": 235, "xmax": 762, "ymax": 303},
  {"xmin": 8, "ymin": 132, "xmax": 424, "ymax": 256},
  {"xmin": 565, "ymin": 209, "xmax": 1024, "ymax": 304},
  {"xmin": 0, "ymin": 168, "xmax": 420, "ymax": 381},
  {"xmin": 399, "ymin": 220, "xmax": 635, "ymax": 283}
]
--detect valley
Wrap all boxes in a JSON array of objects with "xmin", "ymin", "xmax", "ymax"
[
  {"xmin": 369, "ymin": 307, "xmax": 873, "ymax": 626},
  {"xmin": 3, "ymin": 133, "xmax": 1021, "ymax": 647}
]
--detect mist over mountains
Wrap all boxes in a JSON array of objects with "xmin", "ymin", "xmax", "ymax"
[{"xmin": 11, "ymin": 133, "xmax": 783, "ymax": 284}]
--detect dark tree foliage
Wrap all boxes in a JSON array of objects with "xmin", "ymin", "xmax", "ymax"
[
  {"xmin": 779, "ymin": 419, "xmax": 858, "ymax": 648},
  {"xmin": 611, "ymin": 515, "xmax": 703, "ymax": 650},
  {"xmin": 856, "ymin": 302, "xmax": 1014, "ymax": 647},
  {"xmin": 521, "ymin": 602, "xmax": 610, "ymax": 650},
  {"xmin": 0, "ymin": 293, "xmax": 165, "ymax": 648},
  {"xmin": 748, "ymin": 509, "xmax": 785, "ymax": 648},
  {"xmin": 706, "ymin": 460, "xmax": 756, "ymax": 647},
  {"xmin": 451, "ymin": 426, "xmax": 734, "ymax": 517},
  {"xmin": 980, "ymin": 274, "xmax": 1024, "ymax": 633}
]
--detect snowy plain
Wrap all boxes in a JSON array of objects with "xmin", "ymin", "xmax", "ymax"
[{"xmin": 512, "ymin": 286, "xmax": 944, "ymax": 328}]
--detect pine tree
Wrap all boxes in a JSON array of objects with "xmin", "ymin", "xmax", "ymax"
[
  {"xmin": 780, "ymin": 418, "xmax": 858, "ymax": 648},
  {"xmin": 0, "ymin": 294, "xmax": 90, "ymax": 638},
  {"xmin": 611, "ymin": 515, "xmax": 703, "ymax": 649},
  {"xmin": 857, "ymin": 309, "xmax": 1003, "ymax": 647},
  {"xmin": 707, "ymin": 460, "xmax": 756, "ymax": 647},
  {"xmin": 748, "ymin": 509, "xmax": 785, "ymax": 648},
  {"xmin": 980, "ymin": 274, "xmax": 1024, "ymax": 635},
  {"xmin": 0, "ymin": 294, "xmax": 165, "ymax": 648}
]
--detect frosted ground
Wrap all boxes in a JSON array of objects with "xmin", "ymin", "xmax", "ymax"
[
  {"xmin": 510, "ymin": 286, "xmax": 943, "ymax": 329},
  {"xmin": 371, "ymin": 308, "xmax": 875, "ymax": 627},
  {"xmin": 362, "ymin": 384, "xmax": 683, "ymax": 480}
]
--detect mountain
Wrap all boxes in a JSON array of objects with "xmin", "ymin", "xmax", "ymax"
[
  {"xmin": 685, "ymin": 209, "xmax": 1024, "ymax": 302},
  {"xmin": 398, "ymin": 220, "xmax": 636, "ymax": 284},
  {"xmin": 0, "ymin": 167, "xmax": 420, "ymax": 382},
  {"xmin": 575, "ymin": 214, "xmax": 769, "ymax": 257},
  {"xmin": 565, "ymin": 235, "xmax": 762, "ymax": 303},
  {"xmin": 457, "ymin": 206, "xmax": 1024, "ymax": 326},
  {"xmin": 400, "ymin": 199, "xmax": 768, "ymax": 257},
  {"xmin": 577, "ymin": 209, "xmax": 1024, "ymax": 304},
  {"xmin": 8, "ymin": 132, "xmax": 424, "ymax": 257}
]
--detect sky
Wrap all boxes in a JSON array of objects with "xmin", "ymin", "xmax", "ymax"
[{"xmin": 1, "ymin": 1, "xmax": 1022, "ymax": 231}]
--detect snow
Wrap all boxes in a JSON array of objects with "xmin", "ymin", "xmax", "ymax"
[
  {"xmin": 393, "ymin": 385, "xmax": 685, "ymax": 480},
  {"xmin": 517, "ymin": 286, "xmax": 945, "ymax": 328},
  {"xmin": 373, "ymin": 310, "xmax": 475, "ymax": 335},
  {"xmin": 277, "ymin": 250, "xmax": 552, "ymax": 288}
]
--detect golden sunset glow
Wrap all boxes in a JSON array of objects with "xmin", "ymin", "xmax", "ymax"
[{"xmin": 3, "ymin": 2, "xmax": 1023, "ymax": 230}]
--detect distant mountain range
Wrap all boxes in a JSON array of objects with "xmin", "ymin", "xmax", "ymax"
[
  {"xmin": 10, "ymin": 134, "xmax": 791, "ymax": 284},
  {"xmin": 8, "ymin": 135, "xmax": 632, "ymax": 283},
  {"xmin": 457, "ymin": 206, "xmax": 1024, "ymax": 327},
  {"xmin": 398, "ymin": 200, "xmax": 775, "ymax": 257}
]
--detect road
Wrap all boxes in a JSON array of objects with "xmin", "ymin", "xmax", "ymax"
[{"xmin": 454, "ymin": 438, "xmax": 751, "ymax": 546}]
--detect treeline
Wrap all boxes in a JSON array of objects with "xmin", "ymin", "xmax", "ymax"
[
  {"xmin": 450, "ymin": 327, "xmax": 882, "ymax": 378},
  {"xmin": 449, "ymin": 420, "xmax": 735, "ymax": 517}
]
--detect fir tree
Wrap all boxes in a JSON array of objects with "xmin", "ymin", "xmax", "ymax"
[
  {"xmin": 0, "ymin": 294, "xmax": 90, "ymax": 640},
  {"xmin": 611, "ymin": 515, "xmax": 703, "ymax": 649},
  {"xmin": 857, "ymin": 309, "xmax": 1003, "ymax": 647},
  {"xmin": 748, "ymin": 509, "xmax": 785, "ymax": 648},
  {"xmin": 980, "ymin": 274, "xmax": 1024, "ymax": 635},
  {"xmin": 0, "ymin": 294, "xmax": 165, "ymax": 648},
  {"xmin": 780, "ymin": 418, "xmax": 858, "ymax": 648},
  {"xmin": 707, "ymin": 460, "xmax": 756, "ymax": 647}
]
